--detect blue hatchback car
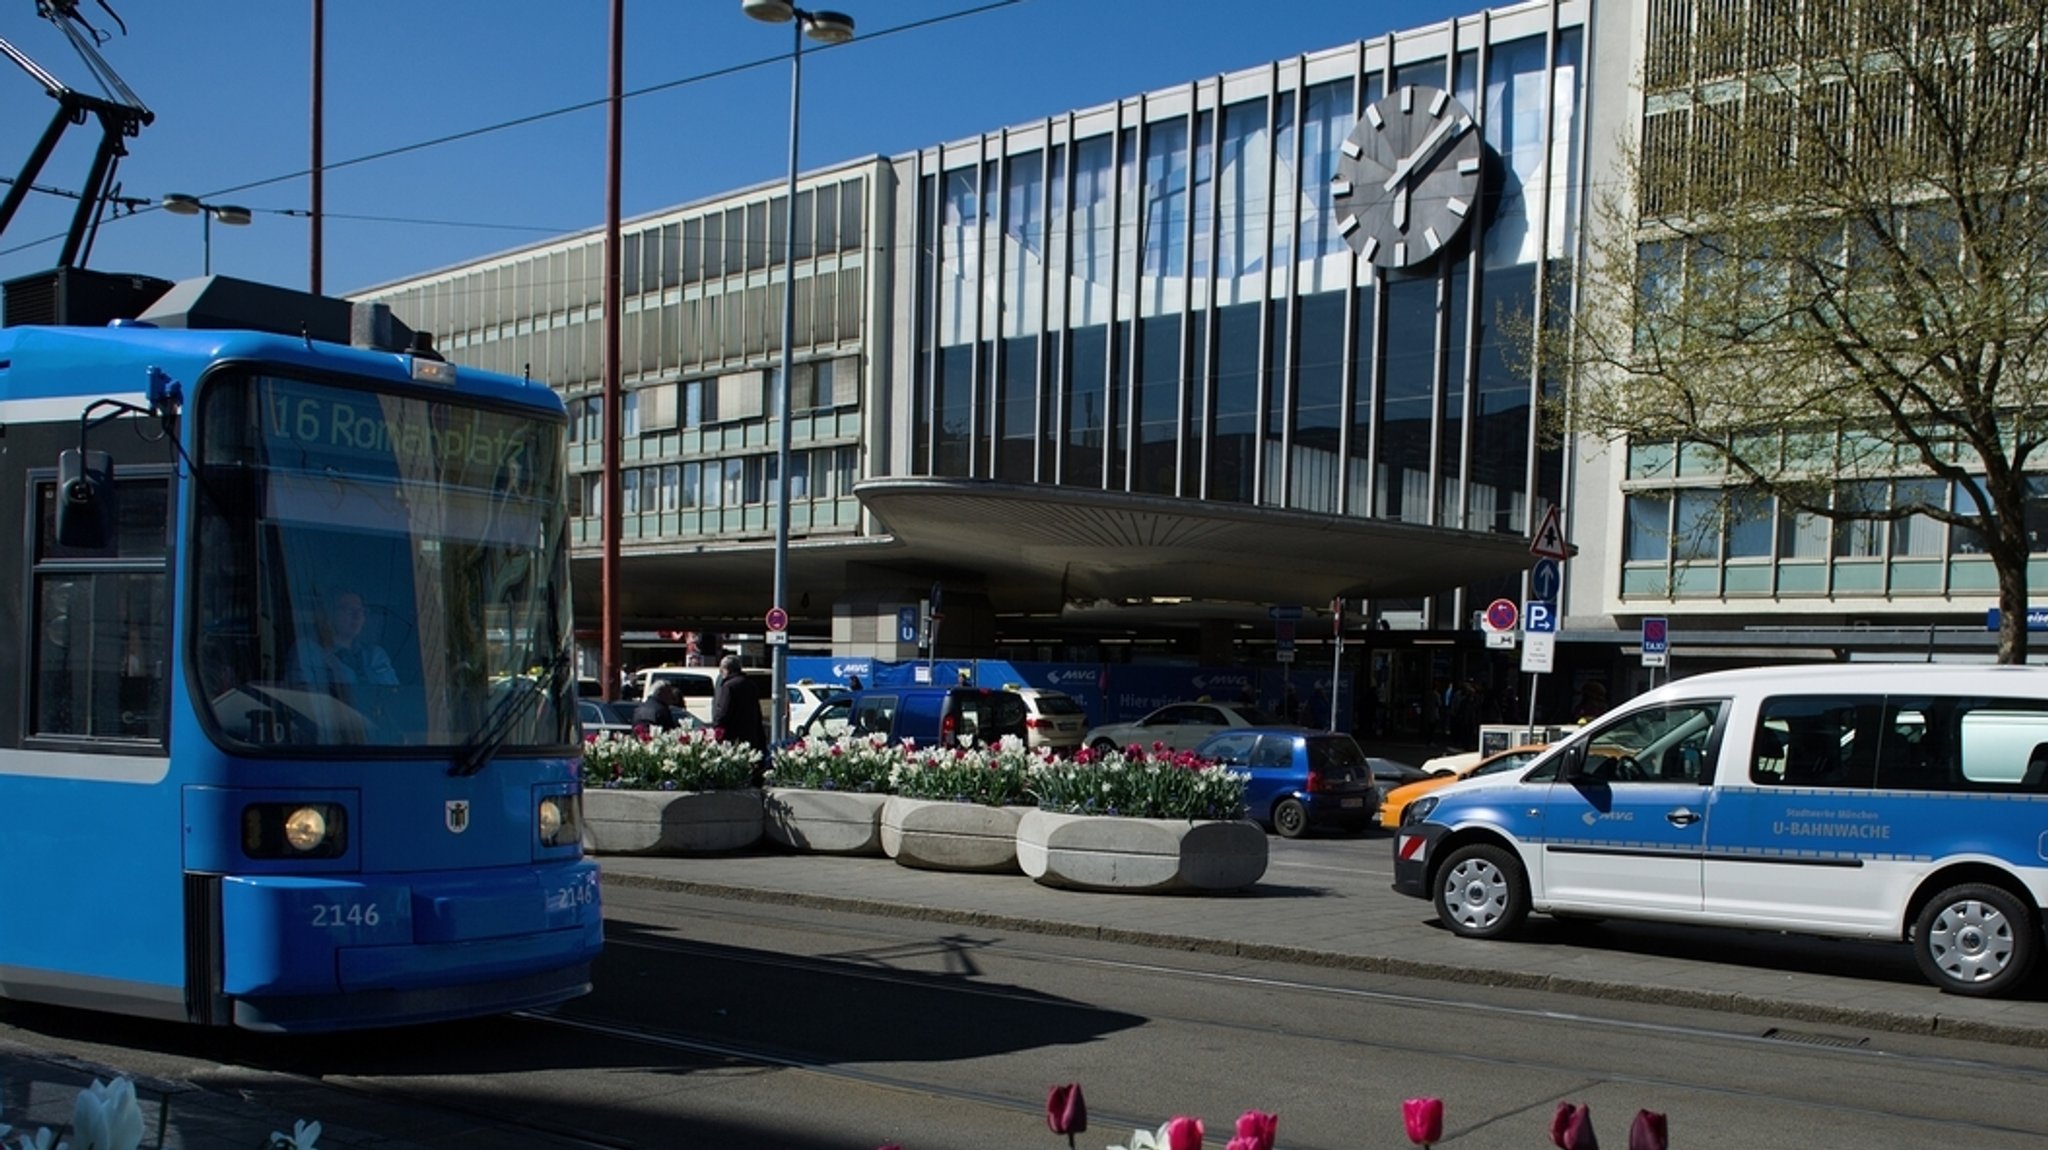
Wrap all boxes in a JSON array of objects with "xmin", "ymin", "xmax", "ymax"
[{"xmin": 1194, "ymin": 727, "xmax": 1383, "ymax": 838}]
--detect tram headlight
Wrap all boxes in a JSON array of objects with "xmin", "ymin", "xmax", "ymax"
[
  {"xmin": 242, "ymin": 802, "xmax": 348, "ymax": 859},
  {"xmin": 537, "ymin": 793, "xmax": 581, "ymax": 849},
  {"xmin": 284, "ymin": 806, "xmax": 329, "ymax": 852}
]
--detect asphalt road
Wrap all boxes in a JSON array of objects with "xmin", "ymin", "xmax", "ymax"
[{"xmin": 5, "ymin": 881, "xmax": 2048, "ymax": 1149}]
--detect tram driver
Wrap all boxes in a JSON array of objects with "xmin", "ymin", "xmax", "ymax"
[{"xmin": 287, "ymin": 588, "xmax": 399, "ymax": 741}]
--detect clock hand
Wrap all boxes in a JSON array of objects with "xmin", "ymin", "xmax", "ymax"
[{"xmin": 1382, "ymin": 114, "xmax": 1469, "ymax": 194}]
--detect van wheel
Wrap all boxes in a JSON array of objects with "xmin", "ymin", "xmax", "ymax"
[
  {"xmin": 1434, "ymin": 844, "xmax": 1528, "ymax": 940},
  {"xmin": 1271, "ymin": 798, "xmax": 1308, "ymax": 839},
  {"xmin": 1913, "ymin": 883, "xmax": 2038, "ymax": 997}
]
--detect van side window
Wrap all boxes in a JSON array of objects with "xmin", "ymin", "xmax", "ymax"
[
  {"xmin": 1752, "ymin": 696, "xmax": 1883, "ymax": 788},
  {"xmin": 853, "ymin": 695, "xmax": 897, "ymax": 736},
  {"xmin": 1754, "ymin": 695, "xmax": 2048, "ymax": 793},
  {"xmin": 1576, "ymin": 703, "xmax": 1722, "ymax": 784}
]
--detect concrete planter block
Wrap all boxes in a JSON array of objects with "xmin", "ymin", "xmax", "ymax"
[
  {"xmin": 764, "ymin": 788, "xmax": 888, "ymax": 855},
  {"xmin": 881, "ymin": 797, "xmax": 1026, "ymax": 873},
  {"xmin": 1015, "ymin": 809, "xmax": 1269, "ymax": 893},
  {"xmin": 581, "ymin": 788, "xmax": 763, "ymax": 856}
]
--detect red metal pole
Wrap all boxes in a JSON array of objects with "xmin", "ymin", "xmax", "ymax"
[{"xmin": 601, "ymin": 0, "xmax": 625, "ymax": 699}]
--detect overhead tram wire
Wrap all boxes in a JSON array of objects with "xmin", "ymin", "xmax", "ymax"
[
  {"xmin": 0, "ymin": 1, "xmax": 1021, "ymax": 263},
  {"xmin": 181, "ymin": 0, "xmax": 1024, "ymax": 203}
]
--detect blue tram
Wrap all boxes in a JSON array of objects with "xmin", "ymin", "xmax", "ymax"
[{"xmin": 0, "ymin": 274, "xmax": 600, "ymax": 1031}]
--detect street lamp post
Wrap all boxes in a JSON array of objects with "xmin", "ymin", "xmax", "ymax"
[
  {"xmin": 161, "ymin": 192, "xmax": 252, "ymax": 276},
  {"xmin": 743, "ymin": 0, "xmax": 855, "ymax": 742}
]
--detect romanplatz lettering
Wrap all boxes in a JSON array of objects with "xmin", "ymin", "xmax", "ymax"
[{"xmin": 264, "ymin": 388, "xmax": 527, "ymax": 474}]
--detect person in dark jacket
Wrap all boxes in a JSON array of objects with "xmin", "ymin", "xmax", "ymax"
[
  {"xmin": 632, "ymin": 680, "xmax": 680, "ymax": 736},
  {"xmin": 713, "ymin": 655, "xmax": 766, "ymax": 750},
  {"xmin": 713, "ymin": 655, "xmax": 768, "ymax": 784}
]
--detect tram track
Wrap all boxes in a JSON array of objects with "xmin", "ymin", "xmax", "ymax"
[
  {"xmin": 7, "ymin": 897, "xmax": 2047, "ymax": 1149},
  {"xmin": 599, "ymin": 926, "xmax": 2048, "ymax": 1098}
]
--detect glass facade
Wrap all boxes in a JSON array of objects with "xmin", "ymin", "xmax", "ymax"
[
  {"xmin": 364, "ymin": 165, "xmax": 881, "ymax": 551},
  {"xmin": 359, "ymin": 2, "xmax": 1591, "ymax": 637},
  {"xmin": 906, "ymin": 13, "xmax": 1583, "ymax": 623}
]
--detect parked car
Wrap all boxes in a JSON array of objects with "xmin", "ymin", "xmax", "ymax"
[
  {"xmin": 786, "ymin": 679, "xmax": 849, "ymax": 730},
  {"xmin": 1365, "ymin": 757, "xmax": 1432, "ymax": 804},
  {"xmin": 1010, "ymin": 686, "xmax": 1089, "ymax": 753},
  {"xmin": 1083, "ymin": 700, "xmax": 1291, "ymax": 754},
  {"xmin": 791, "ymin": 685, "xmax": 1029, "ymax": 749},
  {"xmin": 1380, "ymin": 744, "xmax": 1549, "ymax": 829},
  {"xmin": 1194, "ymin": 727, "xmax": 1381, "ymax": 838},
  {"xmin": 637, "ymin": 665, "xmax": 772, "ymax": 726},
  {"xmin": 577, "ymin": 699, "xmax": 696, "ymax": 732}
]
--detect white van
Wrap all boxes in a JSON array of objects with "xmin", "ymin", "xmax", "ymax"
[
  {"xmin": 1392, "ymin": 663, "xmax": 2048, "ymax": 997},
  {"xmin": 636, "ymin": 665, "xmax": 771, "ymax": 727}
]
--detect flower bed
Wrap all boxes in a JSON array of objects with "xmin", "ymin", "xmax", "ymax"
[
  {"xmin": 1026, "ymin": 742, "xmax": 1247, "ymax": 820},
  {"xmin": 889, "ymin": 738, "xmax": 1042, "ymax": 805},
  {"xmin": 583, "ymin": 727, "xmax": 760, "ymax": 792},
  {"xmin": 767, "ymin": 733, "xmax": 901, "ymax": 794},
  {"xmin": 579, "ymin": 728, "xmax": 764, "ymax": 854}
]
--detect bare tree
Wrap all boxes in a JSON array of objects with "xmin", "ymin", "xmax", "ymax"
[{"xmin": 1546, "ymin": 0, "xmax": 2048, "ymax": 660}]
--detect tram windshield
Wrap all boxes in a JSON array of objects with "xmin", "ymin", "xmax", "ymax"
[{"xmin": 193, "ymin": 371, "xmax": 575, "ymax": 752}]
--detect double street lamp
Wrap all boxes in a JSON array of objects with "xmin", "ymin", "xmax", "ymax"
[
  {"xmin": 161, "ymin": 192, "xmax": 252, "ymax": 276},
  {"xmin": 742, "ymin": 0, "xmax": 855, "ymax": 741}
]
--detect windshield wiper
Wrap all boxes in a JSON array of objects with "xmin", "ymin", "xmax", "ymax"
[{"xmin": 451, "ymin": 650, "xmax": 569, "ymax": 777}]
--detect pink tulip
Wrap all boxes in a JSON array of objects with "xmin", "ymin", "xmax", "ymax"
[
  {"xmin": 1550, "ymin": 1102, "xmax": 1598, "ymax": 1150},
  {"xmin": 1233, "ymin": 1110, "xmax": 1278, "ymax": 1150},
  {"xmin": 1627, "ymin": 1110, "xmax": 1667, "ymax": 1150},
  {"xmin": 1045, "ymin": 1083, "xmax": 1087, "ymax": 1139},
  {"xmin": 1163, "ymin": 1116, "xmax": 1205, "ymax": 1150},
  {"xmin": 1226, "ymin": 1138, "xmax": 1263, "ymax": 1150},
  {"xmin": 1403, "ymin": 1097, "xmax": 1444, "ymax": 1146}
]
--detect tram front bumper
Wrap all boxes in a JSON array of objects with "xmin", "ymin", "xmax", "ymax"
[{"xmin": 216, "ymin": 861, "xmax": 602, "ymax": 997}]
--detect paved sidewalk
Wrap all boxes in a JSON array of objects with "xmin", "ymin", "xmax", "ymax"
[{"xmin": 599, "ymin": 841, "xmax": 2048, "ymax": 1049}]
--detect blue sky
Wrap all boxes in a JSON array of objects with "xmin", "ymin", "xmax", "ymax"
[{"xmin": 2, "ymin": 0, "xmax": 1470, "ymax": 298}]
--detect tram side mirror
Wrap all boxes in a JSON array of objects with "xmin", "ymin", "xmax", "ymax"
[{"xmin": 56, "ymin": 448, "xmax": 114, "ymax": 550}]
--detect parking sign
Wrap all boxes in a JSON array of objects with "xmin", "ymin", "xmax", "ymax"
[{"xmin": 1524, "ymin": 601, "xmax": 1557, "ymax": 633}]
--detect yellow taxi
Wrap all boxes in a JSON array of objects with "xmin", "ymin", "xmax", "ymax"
[{"xmin": 1378, "ymin": 743, "xmax": 1549, "ymax": 829}]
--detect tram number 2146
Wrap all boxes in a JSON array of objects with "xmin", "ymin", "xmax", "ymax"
[{"xmin": 310, "ymin": 902, "xmax": 382, "ymax": 928}]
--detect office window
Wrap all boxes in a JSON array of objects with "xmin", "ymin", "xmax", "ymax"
[
  {"xmin": 1625, "ymin": 494, "xmax": 1671, "ymax": 562},
  {"xmin": 714, "ymin": 370, "xmax": 765, "ymax": 422}
]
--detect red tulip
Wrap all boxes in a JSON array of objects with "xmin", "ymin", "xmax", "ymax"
[
  {"xmin": 1233, "ymin": 1110, "xmax": 1278, "ymax": 1150},
  {"xmin": 1551, "ymin": 1102, "xmax": 1598, "ymax": 1150},
  {"xmin": 1046, "ymin": 1083, "xmax": 1087, "ymax": 1140},
  {"xmin": 1403, "ymin": 1097, "xmax": 1444, "ymax": 1146},
  {"xmin": 1163, "ymin": 1116, "xmax": 1205, "ymax": 1150},
  {"xmin": 1627, "ymin": 1110, "xmax": 1667, "ymax": 1150}
]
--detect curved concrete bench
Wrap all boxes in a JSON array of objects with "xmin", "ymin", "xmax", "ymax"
[
  {"xmin": 582, "ymin": 788, "xmax": 764, "ymax": 855},
  {"xmin": 1015, "ymin": 809, "xmax": 1268, "ymax": 893},
  {"xmin": 881, "ymin": 797, "xmax": 1025, "ymax": 873},
  {"xmin": 764, "ymin": 788, "xmax": 888, "ymax": 855}
]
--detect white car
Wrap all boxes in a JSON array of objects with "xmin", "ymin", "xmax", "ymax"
[
  {"xmin": 1083, "ymin": 700, "xmax": 1292, "ymax": 754},
  {"xmin": 1011, "ymin": 687, "xmax": 1089, "ymax": 753},
  {"xmin": 786, "ymin": 679, "xmax": 849, "ymax": 731},
  {"xmin": 637, "ymin": 665, "xmax": 771, "ymax": 727}
]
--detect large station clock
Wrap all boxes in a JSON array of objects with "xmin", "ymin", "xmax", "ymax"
[{"xmin": 1331, "ymin": 84, "xmax": 1484, "ymax": 269}]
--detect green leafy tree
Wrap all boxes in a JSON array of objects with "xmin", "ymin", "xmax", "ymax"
[{"xmin": 1544, "ymin": 0, "xmax": 2048, "ymax": 660}]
